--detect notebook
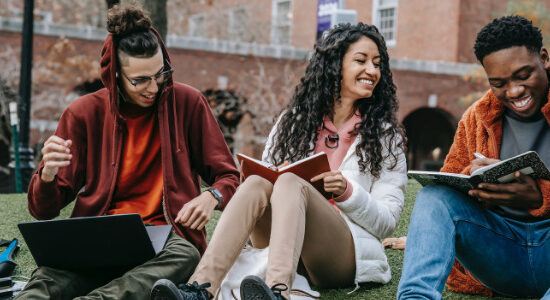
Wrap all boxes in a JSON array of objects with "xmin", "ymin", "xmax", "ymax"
[
  {"xmin": 408, "ymin": 151, "xmax": 550, "ymax": 194},
  {"xmin": 236, "ymin": 152, "xmax": 332, "ymax": 198},
  {"xmin": 18, "ymin": 214, "xmax": 172, "ymax": 270}
]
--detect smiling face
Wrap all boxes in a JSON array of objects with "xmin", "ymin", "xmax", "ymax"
[
  {"xmin": 340, "ymin": 36, "xmax": 381, "ymax": 102},
  {"xmin": 118, "ymin": 49, "xmax": 165, "ymax": 108},
  {"xmin": 482, "ymin": 46, "xmax": 550, "ymax": 118}
]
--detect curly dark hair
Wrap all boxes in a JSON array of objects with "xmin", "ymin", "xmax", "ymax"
[
  {"xmin": 107, "ymin": 3, "xmax": 159, "ymax": 59},
  {"xmin": 267, "ymin": 22, "xmax": 405, "ymax": 178},
  {"xmin": 474, "ymin": 15, "xmax": 543, "ymax": 63}
]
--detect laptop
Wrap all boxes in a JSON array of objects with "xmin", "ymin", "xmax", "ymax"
[{"xmin": 18, "ymin": 214, "xmax": 172, "ymax": 270}]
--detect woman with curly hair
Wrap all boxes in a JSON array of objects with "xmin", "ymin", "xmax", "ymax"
[{"xmin": 152, "ymin": 22, "xmax": 408, "ymax": 300}]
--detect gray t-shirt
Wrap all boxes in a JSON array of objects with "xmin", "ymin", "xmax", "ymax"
[{"xmin": 494, "ymin": 110, "xmax": 550, "ymax": 221}]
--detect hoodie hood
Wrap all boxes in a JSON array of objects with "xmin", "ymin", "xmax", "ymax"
[
  {"xmin": 99, "ymin": 28, "xmax": 183, "ymax": 152},
  {"xmin": 99, "ymin": 27, "xmax": 174, "ymax": 118}
]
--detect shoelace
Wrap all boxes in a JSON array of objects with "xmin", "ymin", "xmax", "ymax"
[
  {"xmin": 179, "ymin": 281, "xmax": 211, "ymax": 293},
  {"xmin": 271, "ymin": 283, "xmax": 289, "ymax": 300}
]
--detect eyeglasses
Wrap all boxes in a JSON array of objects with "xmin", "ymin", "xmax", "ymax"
[{"xmin": 120, "ymin": 59, "xmax": 174, "ymax": 89}]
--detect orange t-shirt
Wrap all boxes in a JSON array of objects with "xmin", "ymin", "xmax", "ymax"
[{"xmin": 108, "ymin": 103, "xmax": 167, "ymax": 225}]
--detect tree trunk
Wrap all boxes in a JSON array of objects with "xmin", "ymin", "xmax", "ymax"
[
  {"xmin": 141, "ymin": 0, "xmax": 167, "ymax": 41},
  {"xmin": 106, "ymin": 0, "xmax": 119, "ymax": 9}
]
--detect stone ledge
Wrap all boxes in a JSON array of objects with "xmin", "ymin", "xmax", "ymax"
[{"xmin": 1, "ymin": 17, "xmax": 482, "ymax": 76}]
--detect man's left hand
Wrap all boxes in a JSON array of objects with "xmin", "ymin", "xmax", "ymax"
[
  {"xmin": 175, "ymin": 191, "xmax": 218, "ymax": 230},
  {"xmin": 468, "ymin": 171, "xmax": 543, "ymax": 209}
]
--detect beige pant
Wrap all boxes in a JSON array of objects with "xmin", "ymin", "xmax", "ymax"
[{"xmin": 190, "ymin": 173, "xmax": 356, "ymax": 297}]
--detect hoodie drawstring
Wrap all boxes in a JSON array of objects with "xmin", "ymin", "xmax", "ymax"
[
  {"xmin": 167, "ymin": 89, "xmax": 182, "ymax": 153},
  {"xmin": 111, "ymin": 121, "xmax": 117, "ymax": 166}
]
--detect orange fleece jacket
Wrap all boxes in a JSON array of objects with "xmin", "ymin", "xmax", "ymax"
[{"xmin": 440, "ymin": 90, "xmax": 550, "ymax": 296}]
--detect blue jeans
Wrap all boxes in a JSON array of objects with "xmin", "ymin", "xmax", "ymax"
[{"xmin": 397, "ymin": 185, "xmax": 550, "ymax": 300}]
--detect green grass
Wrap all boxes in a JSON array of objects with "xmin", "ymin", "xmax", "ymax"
[{"xmin": 0, "ymin": 181, "xmax": 533, "ymax": 299}]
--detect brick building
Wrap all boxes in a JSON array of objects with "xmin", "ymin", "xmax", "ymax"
[{"xmin": 1, "ymin": 0, "xmax": 548, "ymax": 169}]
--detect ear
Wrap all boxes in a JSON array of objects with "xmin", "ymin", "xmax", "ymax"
[{"xmin": 540, "ymin": 47, "xmax": 550, "ymax": 70}]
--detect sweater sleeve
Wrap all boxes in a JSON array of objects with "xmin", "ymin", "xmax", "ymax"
[
  {"xmin": 441, "ymin": 116, "xmax": 474, "ymax": 175},
  {"xmin": 335, "ymin": 134, "xmax": 408, "ymax": 240},
  {"xmin": 187, "ymin": 94, "xmax": 240, "ymax": 210},
  {"xmin": 529, "ymin": 179, "xmax": 550, "ymax": 217},
  {"xmin": 27, "ymin": 108, "xmax": 86, "ymax": 220}
]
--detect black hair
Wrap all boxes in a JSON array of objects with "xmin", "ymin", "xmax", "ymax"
[
  {"xmin": 106, "ymin": 3, "xmax": 159, "ymax": 60},
  {"xmin": 474, "ymin": 15, "xmax": 543, "ymax": 63},
  {"xmin": 267, "ymin": 22, "xmax": 405, "ymax": 178}
]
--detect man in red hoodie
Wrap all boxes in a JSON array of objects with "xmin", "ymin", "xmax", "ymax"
[{"xmin": 16, "ymin": 4, "xmax": 239, "ymax": 300}]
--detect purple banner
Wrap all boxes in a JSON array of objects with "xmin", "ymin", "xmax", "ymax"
[{"xmin": 317, "ymin": 0, "xmax": 339, "ymax": 37}]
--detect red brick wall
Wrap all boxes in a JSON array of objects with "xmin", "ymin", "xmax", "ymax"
[
  {"xmin": 388, "ymin": 0, "xmax": 461, "ymax": 61},
  {"xmin": 0, "ymin": 30, "xmax": 308, "ymax": 155},
  {"xmin": 1, "ymin": 29, "xmax": 492, "ymax": 151},
  {"xmin": 290, "ymin": 0, "xmax": 317, "ymax": 50},
  {"xmin": 394, "ymin": 70, "xmax": 488, "ymax": 123}
]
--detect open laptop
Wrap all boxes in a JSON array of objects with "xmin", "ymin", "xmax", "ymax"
[{"xmin": 18, "ymin": 214, "xmax": 172, "ymax": 270}]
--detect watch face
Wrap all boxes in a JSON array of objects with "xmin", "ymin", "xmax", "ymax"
[{"xmin": 209, "ymin": 188, "xmax": 222, "ymax": 200}]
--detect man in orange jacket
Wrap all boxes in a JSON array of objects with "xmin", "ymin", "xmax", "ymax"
[{"xmin": 398, "ymin": 16, "xmax": 550, "ymax": 299}]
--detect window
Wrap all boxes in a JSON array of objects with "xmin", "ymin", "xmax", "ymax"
[
  {"xmin": 271, "ymin": 0, "xmax": 292, "ymax": 45},
  {"xmin": 229, "ymin": 6, "xmax": 248, "ymax": 42},
  {"xmin": 189, "ymin": 14, "xmax": 206, "ymax": 38},
  {"xmin": 373, "ymin": 0, "xmax": 398, "ymax": 47}
]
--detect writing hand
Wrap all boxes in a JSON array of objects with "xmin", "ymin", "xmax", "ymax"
[
  {"xmin": 175, "ymin": 191, "xmax": 218, "ymax": 230},
  {"xmin": 470, "ymin": 156, "xmax": 500, "ymax": 174},
  {"xmin": 41, "ymin": 135, "xmax": 72, "ymax": 182},
  {"xmin": 468, "ymin": 171, "xmax": 542, "ymax": 209},
  {"xmin": 310, "ymin": 170, "xmax": 347, "ymax": 196}
]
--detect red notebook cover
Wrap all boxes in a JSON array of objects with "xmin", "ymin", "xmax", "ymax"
[{"xmin": 236, "ymin": 152, "xmax": 332, "ymax": 199}]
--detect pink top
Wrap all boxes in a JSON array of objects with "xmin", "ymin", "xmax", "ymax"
[{"xmin": 314, "ymin": 113, "xmax": 362, "ymax": 202}]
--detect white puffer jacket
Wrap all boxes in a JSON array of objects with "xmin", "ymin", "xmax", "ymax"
[{"xmin": 262, "ymin": 118, "xmax": 407, "ymax": 285}]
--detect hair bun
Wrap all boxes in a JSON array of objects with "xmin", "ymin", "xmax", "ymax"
[{"xmin": 107, "ymin": 3, "xmax": 152, "ymax": 36}]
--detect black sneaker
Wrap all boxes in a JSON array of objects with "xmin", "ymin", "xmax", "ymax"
[
  {"xmin": 151, "ymin": 279, "xmax": 211, "ymax": 300},
  {"xmin": 240, "ymin": 275, "xmax": 288, "ymax": 300}
]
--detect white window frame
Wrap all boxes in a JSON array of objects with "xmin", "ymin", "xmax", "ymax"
[
  {"xmin": 372, "ymin": 0, "xmax": 398, "ymax": 48},
  {"xmin": 189, "ymin": 13, "xmax": 206, "ymax": 38},
  {"xmin": 271, "ymin": 0, "xmax": 292, "ymax": 45},
  {"xmin": 229, "ymin": 6, "xmax": 247, "ymax": 42}
]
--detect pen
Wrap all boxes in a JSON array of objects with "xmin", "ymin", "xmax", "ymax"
[{"xmin": 473, "ymin": 152, "xmax": 486, "ymax": 159}]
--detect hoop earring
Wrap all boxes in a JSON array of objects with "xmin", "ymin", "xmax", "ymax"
[{"xmin": 325, "ymin": 133, "xmax": 339, "ymax": 149}]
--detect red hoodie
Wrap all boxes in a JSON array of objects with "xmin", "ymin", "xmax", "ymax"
[{"xmin": 27, "ymin": 29, "xmax": 240, "ymax": 254}]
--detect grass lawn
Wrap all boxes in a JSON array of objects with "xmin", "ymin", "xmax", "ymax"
[{"xmin": 0, "ymin": 180, "xmax": 533, "ymax": 299}]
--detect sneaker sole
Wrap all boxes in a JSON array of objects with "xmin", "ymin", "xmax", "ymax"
[
  {"xmin": 151, "ymin": 279, "xmax": 183, "ymax": 300},
  {"xmin": 240, "ymin": 275, "xmax": 276, "ymax": 300}
]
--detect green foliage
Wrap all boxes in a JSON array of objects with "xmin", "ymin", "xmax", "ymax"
[{"xmin": 504, "ymin": 0, "xmax": 550, "ymax": 47}]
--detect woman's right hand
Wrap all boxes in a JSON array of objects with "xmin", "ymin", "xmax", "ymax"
[{"xmin": 40, "ymin": 135, "xmax": 72, "ymax": 182}]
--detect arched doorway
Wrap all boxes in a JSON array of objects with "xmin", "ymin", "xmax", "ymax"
[{"xmin": 403, "ymin": 107, "xmax": 456, "ymax": 171}]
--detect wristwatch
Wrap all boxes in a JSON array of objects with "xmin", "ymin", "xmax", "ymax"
[{"xmin": 206, "ymin": 188, "xmax": 223, "ymax": 209}]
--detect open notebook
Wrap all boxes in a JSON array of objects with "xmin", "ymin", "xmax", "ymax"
[
  {"xmin": 408, "ymin": 151, "xmax": 550, "ymax": 194},
  {"xmin": 236, "ymin": 152, "xmax": 332, "ymax": 198}
]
